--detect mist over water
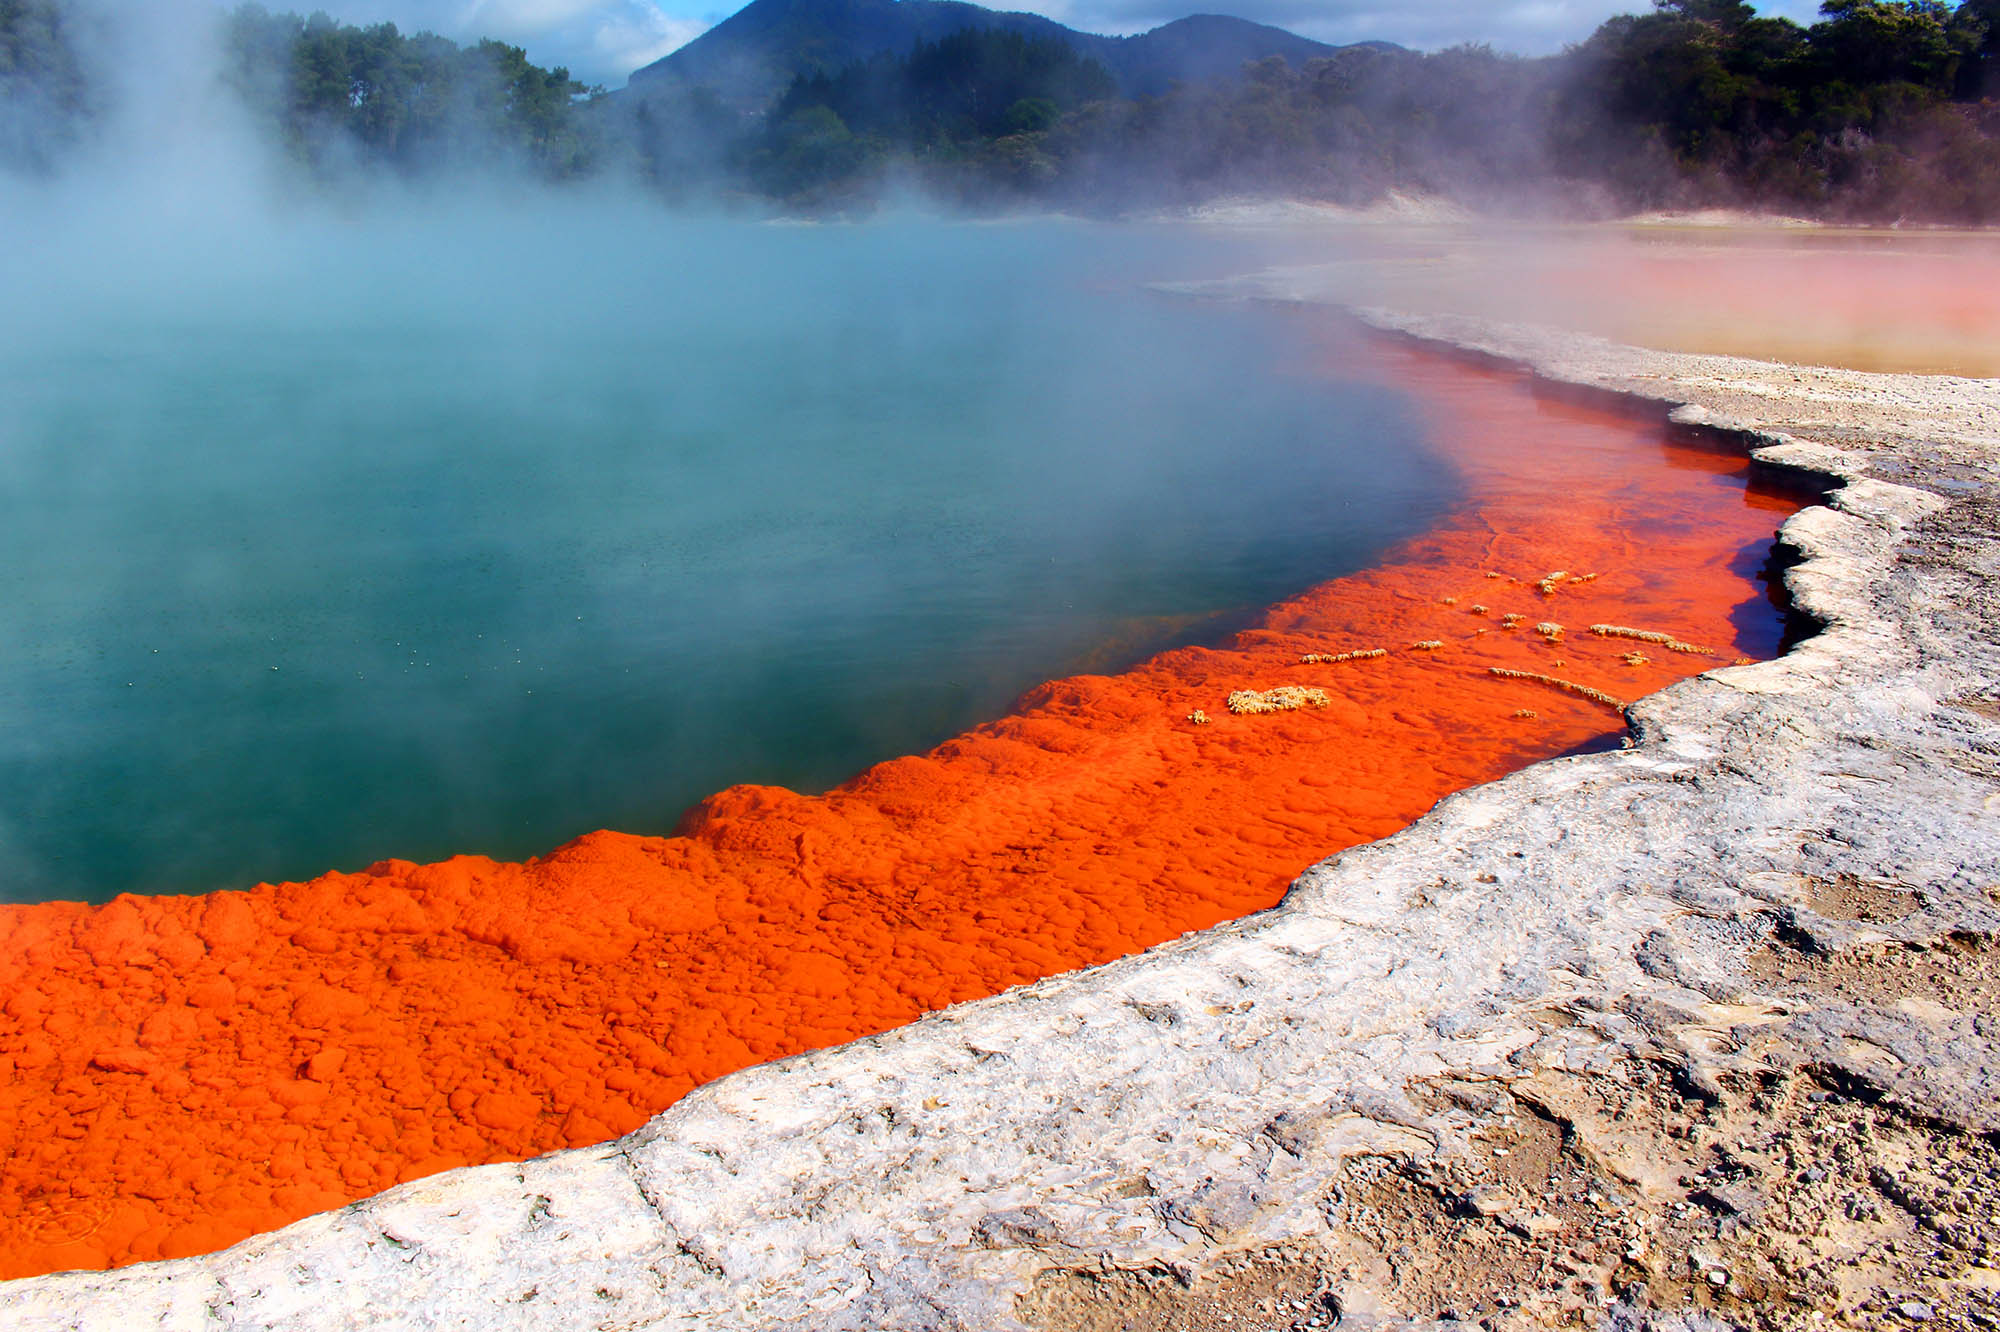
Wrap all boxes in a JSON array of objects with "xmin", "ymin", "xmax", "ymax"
[{"xmin": 0, "ymin": 201, "xmax": 1454, "ymax": 904}]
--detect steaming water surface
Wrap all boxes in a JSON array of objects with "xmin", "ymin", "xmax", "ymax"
[{"xmin": 0, "ymin": 213, "xmax": 1453, "ymax": 904}]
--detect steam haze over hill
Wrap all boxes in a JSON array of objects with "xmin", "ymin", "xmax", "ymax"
[
  {"xmin": 173, "ymin": 1, "xmax": 1836, "ymax": 88},
  {"xmin": 3, "ymin": 0, "xmax": 1996, "ymax": 219},
  {"xmin": 625, "ymin": 0, "xmax": 1363, "ymax": 110}
]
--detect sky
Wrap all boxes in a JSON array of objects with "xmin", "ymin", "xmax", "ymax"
[{"xmin": 284, "ymin": 0, "xmax": 1831, "ymax": 88}]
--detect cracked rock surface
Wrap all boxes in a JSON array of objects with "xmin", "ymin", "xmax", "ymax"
[{"xmin": 6, "ymin": 298, "xmax": 1999, "ymax": 1331}]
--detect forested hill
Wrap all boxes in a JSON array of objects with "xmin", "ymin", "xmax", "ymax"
[
  {"xmin": 3, "ymin": 0, "xmax": 1999, "ymax": 224},
  {"xmin": 625, "ymin": 0, "xmax": 1352, "ymax": 111}
]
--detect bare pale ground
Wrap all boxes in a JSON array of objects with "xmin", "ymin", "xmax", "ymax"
[
  {"xmin": 1183, "ymin": 210, "xmax": 2000, "ymax": 378},
  {"xmin": 1023, "ymin": 912, "xmax": 2000, "ymax": 1332},
  {"xmin": 6, "ymin": 228, "xmax": 1999, "ymax": 1332}
]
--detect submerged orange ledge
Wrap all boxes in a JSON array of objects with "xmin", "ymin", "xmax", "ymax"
[{"xmin": 0, "ymin": 335, "xmax": 1806, "ymax": 1278}]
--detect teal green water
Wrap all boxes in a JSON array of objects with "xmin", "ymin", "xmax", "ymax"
[{"xmin": 0, "ymin": 212, "xmax": 1453, "ymax": 904}]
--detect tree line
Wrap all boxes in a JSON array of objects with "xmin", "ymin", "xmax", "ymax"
[
  {"xmin": 0, "ymin": 2, "xmax": 603, "ymax": 179},
  {"xmin": 1554, "ymin": 0, "xmax": 1999, "ymax": 217},
  {"xmin": 220, "ymin": 6, "xmax": 602, "ymax": 178},
  {"xmin": 715, "ymin": 0, "xmax": 2000, "ymax": 219}
]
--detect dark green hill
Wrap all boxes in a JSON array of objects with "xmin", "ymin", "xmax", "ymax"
[
  {"xmin": 625, "ymin": 0, "xmax": 1362, "ymax": 111},
  {"xmin": 1102, "ymin": 14, "xmax": 1358, "ymax": 98}
]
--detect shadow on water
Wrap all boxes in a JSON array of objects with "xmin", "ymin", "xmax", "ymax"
[
  {"xmin": 1649, "ymin": 416, "xmax": 1834, "ymax": 660},
  {"xmin": 1550, "ymin": 728, "xmax": 1631, "ymax": 761},
  {"xmin": 1732, "ymin": 459, "xmax": 1839, "ymax": 658},
  {"xmin": 1732, "ymin": 534, "xmax": 1824, "ymax": 658}
]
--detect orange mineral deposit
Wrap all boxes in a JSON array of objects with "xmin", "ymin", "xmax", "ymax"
[{"xmin": 0, "ymin": 336, "xmax": 1808, "ymax": 1278}]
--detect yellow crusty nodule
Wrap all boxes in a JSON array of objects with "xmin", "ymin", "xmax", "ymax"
[
  {"xmin": 1489, "ymin": 666, "xmax": 1626, "ymax": 712},
  {"xmin": 1589, "ymin": 624, "xmax": 1716, "ymax": 655},
  {"xmin": 1299, "ymin": 648, "xmax": 1388, "ymax": 665},
  {"xmin": 1226, "ymin": 686, "xmax": 1332, "ymax": 715}
]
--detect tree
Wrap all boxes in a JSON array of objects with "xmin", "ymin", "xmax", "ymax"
[
  {"xmin": 1956, "ymin": 0, "xmax": 1998, "ymax": 96},
  {"xmin": 0, "ymin": 0, "xmax": 91, "ymax": 171},
  {"xmin": 1810, "ymin": 1, "xmax": 1973, "ymax": 97},
  {"xmin": 1654, "ymin": 0, "xmax": 1758, "ymax": 30},
  {"xmin": 216, "ymin": 7, "xmax": 603, "ymax": 179}
]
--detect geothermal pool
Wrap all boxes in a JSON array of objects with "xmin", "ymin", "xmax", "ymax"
[
  {"xmin": 0, "ymin": 213, "xmax": 1809, "ymax": 1278},
  {"xmin": 0, "ymin": 213, "xmax": 1448, "ymax": 906}
]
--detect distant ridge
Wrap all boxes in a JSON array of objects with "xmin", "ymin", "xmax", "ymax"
[
  {"xmin": 1103, "ymin": 14, "xmax": 1367, "ymax": 97},
  {"xmin": 626, "ymin": 0, "xmax": 1374, "ymax": 110}
]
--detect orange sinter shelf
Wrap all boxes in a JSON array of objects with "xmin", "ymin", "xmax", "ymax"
[{"xmin": 0, "ymin": 337, "xmax": 1809, "ymax": 1278}]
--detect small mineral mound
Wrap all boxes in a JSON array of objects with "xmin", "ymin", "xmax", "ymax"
[
  {"xmin": 1299, "ymin": 649, "xmax": 1388, "ymax": 665},
  {"xmin": 1489, "ymin": 667, "xmax": 1626, "ymax": 711},
  {"xmin": 1589, "ymin": 624, "xmax": 1715, "ymax": 655},
  {"xmin": 1226, "ymin": 686, "xmax": 1332, "ymax": 715}
]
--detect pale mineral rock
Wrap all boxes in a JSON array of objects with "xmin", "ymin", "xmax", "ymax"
[{"xmin": 7, "ymin": 299, "xmax": 2000, "ymax": 1331}]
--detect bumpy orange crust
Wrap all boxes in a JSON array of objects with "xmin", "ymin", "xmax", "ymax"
[{"xmin": 0, "ymin": 341, "xmax": 1803, "ymax": 1277}]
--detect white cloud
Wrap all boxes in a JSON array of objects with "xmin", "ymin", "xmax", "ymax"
[{"xmin": 584, "ymin": 9, "xmax": 708, "ymax": 80}]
